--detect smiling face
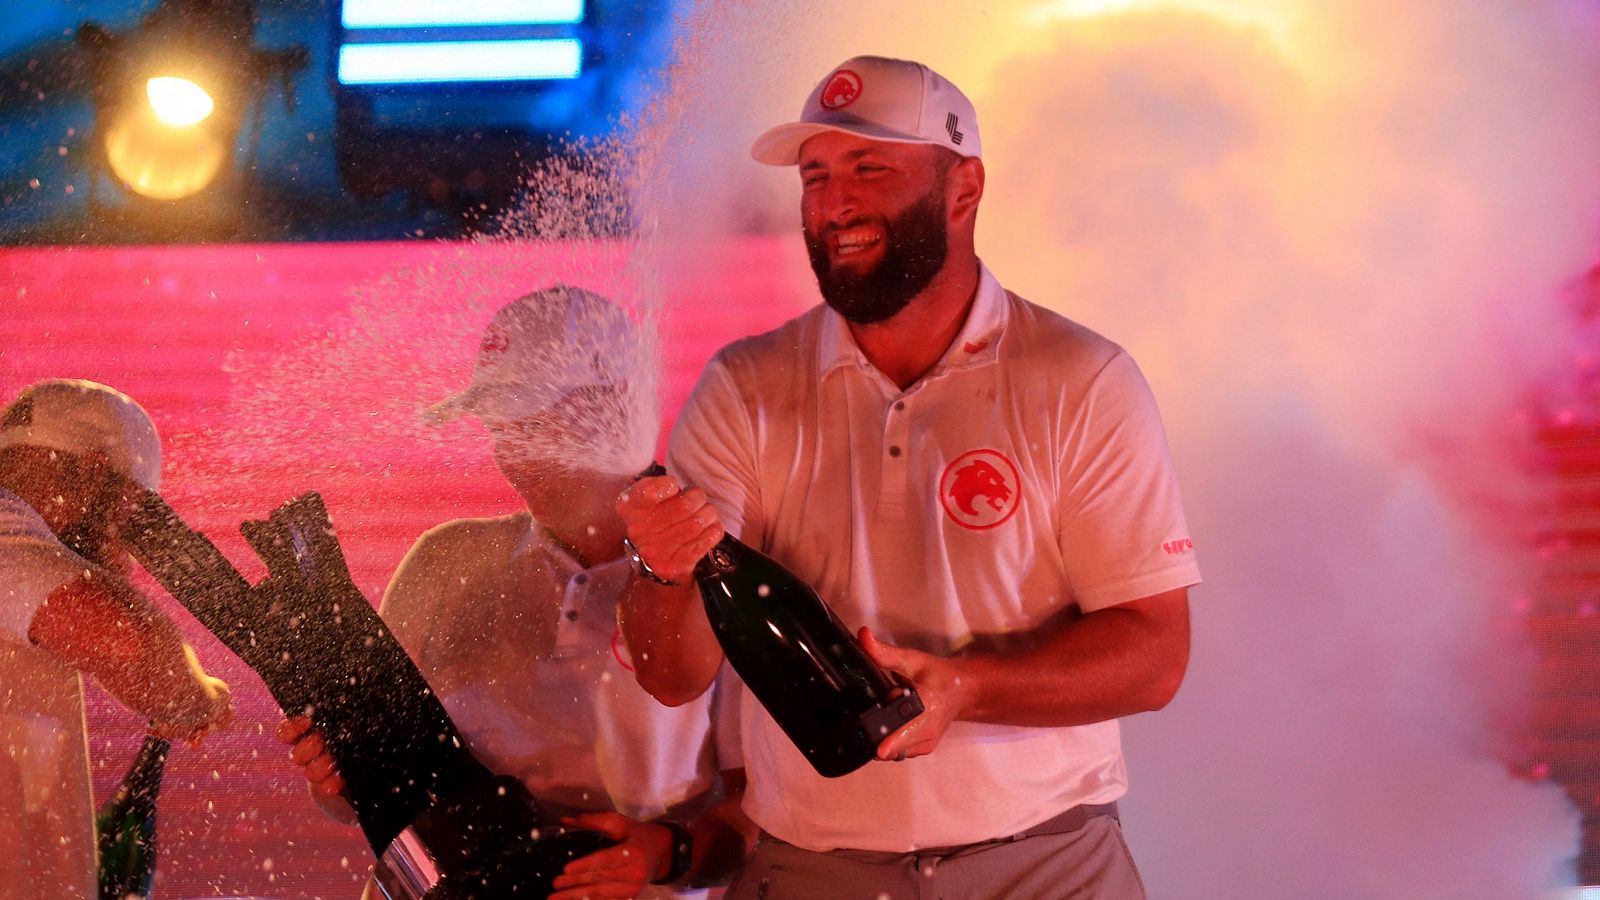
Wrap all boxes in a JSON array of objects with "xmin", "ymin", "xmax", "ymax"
[{"xmin": 799, "ymin": 131, "xmax": 957, "ymax": 324}]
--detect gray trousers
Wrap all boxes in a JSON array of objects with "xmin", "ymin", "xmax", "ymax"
[{"xmin": 722, "ymin": 808, "xmax": 1147, "ymax": 900}]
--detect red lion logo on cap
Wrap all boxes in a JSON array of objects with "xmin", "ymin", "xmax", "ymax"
[
  {"xmin": 940, "ymin": 449, "xmax": 1021, "ymax": 530},
  {"xmin": 479, "ymin": 325, "xmax": 510, "ymax": 355},
  {"xmin": 820, "ymin": 69, "xmax": 863, "ymax": 110}
]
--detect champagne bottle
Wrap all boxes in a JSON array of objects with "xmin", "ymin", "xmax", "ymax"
[
  {"xmin": 96, "ymin": 732, "xmax": 169, "ymax": 900},
  {"xmin": 638, "ymin": 464, "xmax": 924, "ymax": 777}
]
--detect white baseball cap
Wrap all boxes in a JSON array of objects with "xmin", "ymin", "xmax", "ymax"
[
  {"xmin": 425, "ymin": 285, "xmax": 636, "ymax": 426},
  {"xmin": 751, "ymin": 55, "xmax": 982, "ymax": 166},
  {"xmin": 0, "ymin": 379, "xmax": 163, "ymax": 490}
]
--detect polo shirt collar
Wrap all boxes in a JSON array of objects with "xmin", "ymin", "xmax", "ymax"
[{"xmin": 818, "ymin": 261, "xmax": 1009, "ymax": 378}]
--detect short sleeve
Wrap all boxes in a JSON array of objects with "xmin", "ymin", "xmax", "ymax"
[
  {"xmin": 0, "ymin": 493, "xmax": 90, "ymax": 644},
  {"xmin": 378, "ymin": 527, "xmax": 453, "ymax": 671},
  {"xmin": 1057, "ymin": 352, "xmax": 1201, "ymax": 610},
  {"xmin": 666, "ymin": 355, "xmax": 763, "ymax": 542}
]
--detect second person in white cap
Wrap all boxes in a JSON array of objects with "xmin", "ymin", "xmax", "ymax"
[
  {"xmin": 617, "ymin": 55, "xmax": 1201, "ymax": 898},
  {"xmin": 281, "ymin": 287, "xmax": 750, "ymax": 899}
]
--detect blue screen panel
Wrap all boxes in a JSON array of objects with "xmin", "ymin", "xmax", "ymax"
[
  {"xmin": 341, "ymin": 0, "xmax": 584, "ymax": 28},
  {"xmin": 337, "ymin": 38, "xmax": 583, "ymax": 84}
]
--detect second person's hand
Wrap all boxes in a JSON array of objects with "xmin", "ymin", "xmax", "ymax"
[
  {"xmin": 276, "ymin": 714, "xmax": 347, "ymax": 800},
  {"xmin": 548, "ymin": 811, "xmax": 674, "ymax": 899}
]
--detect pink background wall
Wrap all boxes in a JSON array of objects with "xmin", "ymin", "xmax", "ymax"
[{"xmin": 0, "ymin": 238, "xmax": 816, "ymax": 897}]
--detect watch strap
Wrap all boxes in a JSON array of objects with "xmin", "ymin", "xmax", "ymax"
[
  {"xmin": 651, "ymin": 819, "xmax": 693, "ymax": 885},
  {"xmin": 623, "ymin": 535, "xmax": 680, "ymax": 587}
]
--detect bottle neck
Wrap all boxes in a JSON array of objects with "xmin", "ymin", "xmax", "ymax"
[
  {"xmin": 693, "ymin": 532, "xmax": 743, "ymax": 580},
  {"xmin": 111, "ymin": 734, "xmax": 170, "ymax": 813},
  {"xmin": 131, "ymin": 735, "xmax": 170, "ymax": 785}
]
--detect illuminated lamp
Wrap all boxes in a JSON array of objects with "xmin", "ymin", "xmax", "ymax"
[
  {"xmin": 103, "ymin": 75, "xmax": 230, "ymax": 200},
  {"xmin": 77, "ymin": 1, "xmax": 306, "ymax": 236}
]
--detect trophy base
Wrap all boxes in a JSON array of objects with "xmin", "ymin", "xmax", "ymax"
[
  {"xmin": 374, "ymin": 776, "xmax": 616, "ymax": 899},
  {"xmin": 377, "ymin": 824, "xmax": 615, "ymax": 899}
]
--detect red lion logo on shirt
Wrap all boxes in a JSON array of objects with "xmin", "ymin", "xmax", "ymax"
[
  {"xmin": 950, "ymin": 460, "xmax": 1010, "ymax": 517},
  {"xmin": 939, "ymin": 449, "xmax": 1021, "ymax": 530}
]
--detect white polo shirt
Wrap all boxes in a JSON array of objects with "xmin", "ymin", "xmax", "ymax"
[
  {"xmin": 0, "ymin": 487, "xmax": 98, "ymax": 898},
  {"xmin": 380, "ymin": 512, "xmax": 718, "ymax": 824},
  {"xmin": 667, "ymin": 263, "xmax": 1201, "ymax": 852}
]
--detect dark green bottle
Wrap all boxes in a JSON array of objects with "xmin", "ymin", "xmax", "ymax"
[
  {"xmin": 639, "ymin": 464, "xmax": 925, "ymax": 777},
  {"xmin": 695, "ymin": 533, "xmax": 925, "ymax": 777},
  {"xmin": 96, "ymin": 732, "xmax": 169, "ymax": 900}
]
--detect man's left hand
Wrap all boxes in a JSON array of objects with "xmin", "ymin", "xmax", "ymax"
[
  {"xmin": 549, "ymin": 812, "xmax": 673, "ymax": 899},
  {"xmin": 860, "ymin": 626, "xmax": 974, "ymax": 762}
]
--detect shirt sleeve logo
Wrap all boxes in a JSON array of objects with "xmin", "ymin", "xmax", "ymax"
[{"xmin": 940, "ymin": 449, "xmax": 1021, "ymax": 530}]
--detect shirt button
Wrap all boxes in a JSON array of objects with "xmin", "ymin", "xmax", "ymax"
[
  {"xmin": 888, "ymin": 445, "xmax": 902, "ymax": 458},
  {"xmin": 894, "ymin": 401, "xmax": 906, "ymax": 411},
  {"xmin": 566, "ymin": 609, "xmax": 579, "ymax": 622},
  {"xmin": 574, "ymin": 573, "xmax": 589, "ymax": 585}
]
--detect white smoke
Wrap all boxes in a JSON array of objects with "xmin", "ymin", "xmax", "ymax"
[{"xmin": 649, "ymin": 0, "xmax": 1600, "ymax": 895}]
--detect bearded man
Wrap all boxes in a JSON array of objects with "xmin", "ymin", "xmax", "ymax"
[{"xmin": 616, "ymin": 55, "xmax": 1203, "ymax": 898}]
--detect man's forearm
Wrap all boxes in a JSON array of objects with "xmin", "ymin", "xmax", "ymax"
[
  {"xmin": 30, "ymin": 572, "xmax": 218, "ymax": 724},
  {"xmin": 616, "ymin": 576, "xmax": 723, "ymax": 706},
  {"xmin": 956, "ymin": 588, "xmax": 1191, "ymax": 727}
]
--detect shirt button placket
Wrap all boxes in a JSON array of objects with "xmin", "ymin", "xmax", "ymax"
[
  {"xmin": 882, "ymin": 396, "xmax": 910, "ymax": 513},
  {"xmin": 554, "ymin": 574, "xmax": 584, "ymax": 656}
]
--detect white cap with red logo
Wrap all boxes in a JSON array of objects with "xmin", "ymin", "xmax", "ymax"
[
  {"xmin": 425, "ymin": 285, "xmax": 636, "ymax": 426},
  {"xmin": 0, "ymin": 379, "xmax": 162, "ymax": 491},
  {"xmin": 751, "ymin": 55, "xmax": 982, "ymax": 166}
]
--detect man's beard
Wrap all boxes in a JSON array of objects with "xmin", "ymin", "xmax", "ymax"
[{"xmin": 805, "ymin": 187, "xmax": 949, "ymax": 325}]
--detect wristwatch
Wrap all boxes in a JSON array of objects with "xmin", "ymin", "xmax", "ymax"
[
  {"xmin": 623, "ymin": 536, "xmax": 680, "ymax": 587},
  {"xmin": 651, "ymin": 820, "xmax": 693, "ymax": 885}
]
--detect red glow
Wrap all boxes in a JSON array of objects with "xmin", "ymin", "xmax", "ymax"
[{"xmin": 0, "ymin": 238, "xmax": 815, "ymax": 895}]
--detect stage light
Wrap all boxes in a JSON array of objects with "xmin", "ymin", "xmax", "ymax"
[
  {"xmin": 76, "ymin": 0, "xmax": 307, "ymax": 237},
  {"xmin": 103, "ymin": 100, "xmax": 229, "ymax": 201},
  {"xmin": 146, "ymin": 77, "xmax": 215, "ymax": 127},
  {"xmin": 97, "ymin": 75, "xmax": 227, "ymax": 200},
  {"xmin": 97, "ymin": 70, "xmax": 230, "ymax": 200}
]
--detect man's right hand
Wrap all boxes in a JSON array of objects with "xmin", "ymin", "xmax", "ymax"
[
  {"xmin": 614, "ymin": 473, "xmax": 727, "ymax": 705},
  {"xmin": 615, "ymin": 474, "xmax": 724, "ymax": 585},
  {"xmin": 276, "ymin": 715, "xmax": 346, "ymax": 800},
  {"xmin": 151, "ymin": 648, "xmax": 233, "ymax": 746}
]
